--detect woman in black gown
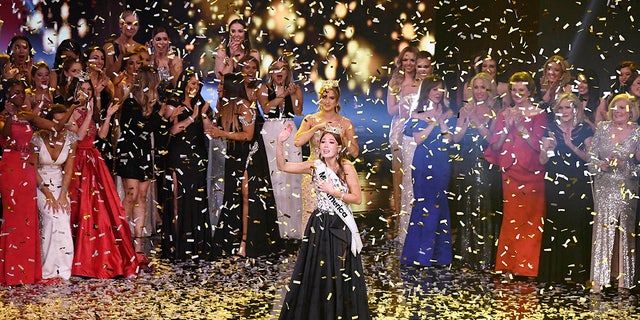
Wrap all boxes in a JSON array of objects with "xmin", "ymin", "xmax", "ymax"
[
  {"xmin": 537, "ymin": 92, "xmax": 594, "ymax": 283},
  {"xmin": 209, "ymin": 73, "xmax": 281, "ymax": 258},
  {"xmin": 275, "ymin": 123, "xmax": 369, "ymax": 320},
  {"xmin": 160, "ymin": 69, "xmax": 214, "ymax": 260}
]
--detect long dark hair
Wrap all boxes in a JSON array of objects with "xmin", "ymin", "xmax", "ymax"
[
  {"xmin": 223, "ymin": 19, "xmax": 252, "ymax": 58},
  {"xmin": 7, "ymin": 35, "xmax": 33, "ymax": 62},
  {"xmin": 576, "ymin": 69, "xmax": 601, "ymax": 124},
  {"xmin": 176, "ymin": 68, "xmax": 206, "ymax": 109},
  {"xmin": 53, "ymin": 39, "xmax": 81, "ymax": 75},
  {"xmin": 319, "ymin": 130, "xmax": 348, "ymax": 182},
  {"xmin": 416, "ymin": 75, "xmax": 447, "ymax": 113}
]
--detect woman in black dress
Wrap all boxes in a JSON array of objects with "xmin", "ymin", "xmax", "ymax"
[
  {"xmin": 116, "ymin": 65, "xmax": 171, "ymax": 255},
  {"xmin": 209, "ymin": 72, "xmax": 281, "ymax": 258},
  {"xmin": 276, "ymin": 123, "xmax": 369, "ymax": 320},
  {"xmin": 161, "ymin": 69, "xmax": 213, "ymax": 260},
  {"xmin": 537, "ymin": 92, "xmax": 594, "ymax": 284}
]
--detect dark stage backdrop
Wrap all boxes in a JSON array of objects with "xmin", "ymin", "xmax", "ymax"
[{"xmin": 1, "ymin": 0, "xmax": 639, "ymax": 161}]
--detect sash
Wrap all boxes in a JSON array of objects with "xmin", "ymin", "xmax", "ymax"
[{"xmin": 313, "ymin": 160, "xmax": 363, "ymax": 256}]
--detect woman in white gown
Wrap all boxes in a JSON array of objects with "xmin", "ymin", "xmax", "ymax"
[
  {"xmin": 257, "ymin": 58, "xmax": 304, "ymax": 239},
  {"xmin": 32, "ymin": 105, "xmax": 78, "ymax": 281}
]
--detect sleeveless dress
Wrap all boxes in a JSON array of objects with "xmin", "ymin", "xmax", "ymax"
[
  {"xmin": 279, "ymin": 166, "xmax": 369, "ymax": 319},
  {"xmin": 68, "ymin": 109, "xmax": 140, "ymax": 278},
  {"xmin": 396, "ymin": 92, "xmax": 419, "ymax": 245},
  {"xmin": 33, "ymin": 130, "xmax": 78, "ymax": 280},
  {"xmin": 300, "ymin": 117, "xmax": 351, "ymax": 232},
  {"xmin": 261, "ymin": 85, "xmax": 303, "ymax": 239},
  {"xmin": 400, "ymin": 117, "xmax": 454, "ymax": 266},
  {"xmin": 212, "ymin": 107, "xmax": 282, "ymax": 257},
  {"xmin": 0, "ymin": 116, "xmax": 42, "ymax": 285},
  {"xmin": 161, "ymin": 107, "xmax": 213, "ymax": 260}
]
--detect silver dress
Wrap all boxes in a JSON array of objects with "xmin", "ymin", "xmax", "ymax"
[{"xmin": 588, "ymin": 121, "xmax": 640, "ymax": 289}]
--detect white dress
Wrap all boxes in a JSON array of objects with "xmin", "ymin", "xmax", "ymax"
[{"xmin": 33, "ymin": 131, "xmax": 78, "ymax": 280}]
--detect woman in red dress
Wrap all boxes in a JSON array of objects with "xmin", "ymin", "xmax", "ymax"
[
  {"xmin": 0, "ymin": 80, "xmax": 42, "ymax": 285},
  {"xmin": 67, "ymin": 78, "xmax": 141, "ymax": 278},
  {"xmin": 485, "ymin": 72, "xmax": 548, "ymax": 277}
]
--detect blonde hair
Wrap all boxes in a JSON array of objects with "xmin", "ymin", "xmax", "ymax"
[
  {"xmin": 553, "ymin": 92, "xmax": 585, "ymax": 124},
  {"xmin": 541, "ymin": 55, "xmax": 571, "ymax": 87},
  {"xmin": 607, "ymin": 93, "xmax": 639, "ymax": 122},
  {"xmin": 469, "ymin": 72, "xmax": 498, "ymax": 103}
]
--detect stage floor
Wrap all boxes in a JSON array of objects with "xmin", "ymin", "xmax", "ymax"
[
  {"xmin": 2, "ymin": 171, "xmax": 640, "ymax": 319},
  {"xmin": 2, "ymin": 234, "xmax": 640, "ymax": 319}
]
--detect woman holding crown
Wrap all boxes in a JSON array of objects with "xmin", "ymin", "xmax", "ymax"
[
  {"xmin": 294, "ymin": 80, "xmax": 359, "ymax": 231},
  {"xmin": 277, "ymin": 121, "xmax": 369, "ymax": 319}
]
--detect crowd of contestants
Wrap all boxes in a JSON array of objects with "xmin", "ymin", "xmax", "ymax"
[
  {"xmin": 0, "ymin": 10, "xmax": 369, "ymax": 319},
  {"xmin": 1, "ymin": 7, "xmax": 640, "ymax": 316},
  {"xmin": 388, "ymin": 45, "xmax": 640, "ymax": 295}
]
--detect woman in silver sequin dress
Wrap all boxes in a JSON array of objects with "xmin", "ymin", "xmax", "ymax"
[{"xmin": 588, "ymin": 93, "xmax": 640, "ymax": 293}]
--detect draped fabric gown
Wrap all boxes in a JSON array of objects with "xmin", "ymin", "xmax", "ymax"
[
  {"xmin": 69, "ymin": 109, "xmax": 139, "ymax": 278},
  {"xmin": 279, "ymin": 171, "xmax": 369, "ymax": 320},
  {"xmin": 485, "ymin": 112, "xmax": 547, "ymax": 277}
]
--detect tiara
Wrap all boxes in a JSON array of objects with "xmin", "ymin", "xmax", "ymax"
[
  {"xmin": 320, "ymin": 79, "xmax": 340, "ymax": 89},
  {"xmin": 324, "ymin": 123, "xmax": 343, "ymax": 135},
  {"xmin": 77, "ymin": 70, "xmax": 90, "ymax": 82}
]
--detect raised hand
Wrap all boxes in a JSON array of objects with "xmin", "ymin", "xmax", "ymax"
[{"xmin": 278, "ymin": 123, "xmax": 294, "ymax": 143}]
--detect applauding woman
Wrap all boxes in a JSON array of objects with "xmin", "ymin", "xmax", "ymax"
[
  {"xmin": 277, "ymin": 123, "xmax": 369, "ymax": 320},
  {"xmin": 485, "ymin": 72, "xmax": 548, "ymax": 278}
]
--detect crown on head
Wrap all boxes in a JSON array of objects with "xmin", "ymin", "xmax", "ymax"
[
  {"xmin": 324, "ymin": 123, "xmax": 343, "ymax": 136},
  {"xmin": 77, "ymin": 70, "xmax": 90, "ymax": 82},
  {"xmin": 320, "ymin": 79, "xmax": 340, "ymax": 90}
]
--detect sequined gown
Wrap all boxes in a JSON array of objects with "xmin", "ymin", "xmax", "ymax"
[
  {"xmin": 279, "ymin": 172, "xmax": 369, "ymax": 319},
  {"xmin": 588, "ymin": 121, "xmax": 640, "ymax": 289},
  {"xmin": 395, "ymin": 92, "xmax": 419, "ymax": 246},
  {"xmin": 33, "ymin": 131, "xmax": 78, "ymax": 280},
  {"xmin": 0, "ymin": 116, "xmax": 42, "ymax": 285},
  {"xmin": 400, "ymin": 117, "xmax": 454, "ymax": 267},
  {"xmin": 451, "ymin": 123, "xmax": 502, "ymax": 271},
  {"xmin": 538, "ymin": 122, "xmax": 594, "ymax": 283},
  {"xmin": 69, "ymin": 109, "xmax": 139, "ymax": 278},
  {"xmin": 485, "ymin": 111, "xmax": 547, "ymax": 277}
]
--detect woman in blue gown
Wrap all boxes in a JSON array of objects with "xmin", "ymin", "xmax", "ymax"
[{"xmin": 401, "ymin": 75, "xmax": 454, "ymax": 267}]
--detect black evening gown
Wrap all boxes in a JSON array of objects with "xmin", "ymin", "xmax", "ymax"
[
  {"xmin": 161, "ymin": 107, "xmax": 212, "ymax": 260},
  {"xmin": 537, "ymin": 122, "xmax": 594, "ymax": 283},
  {"xmin": 279, "ymin": 207, "xmax": 370, "ymax": 319},
  {"xmin": 212, "ymin": 112, "xmax": 282, "ymax": 257}
]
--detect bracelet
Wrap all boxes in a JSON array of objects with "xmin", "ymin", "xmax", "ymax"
[
  {"xmin": 188, "ymin": 116, "xmax": 195, "ymax": 122},
  {"xmin": 339, "ymin": 192, "xmax": 345, "ymax": 201}
]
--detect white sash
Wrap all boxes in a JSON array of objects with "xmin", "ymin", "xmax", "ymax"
[{"xmin": 313, "ymin": 160, "xmax": 363, "ymax": 256}]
